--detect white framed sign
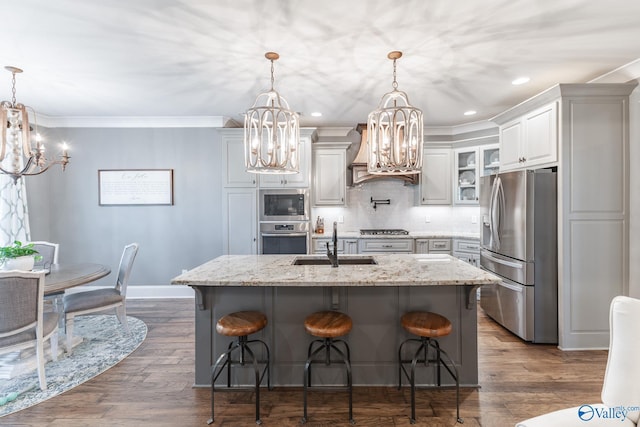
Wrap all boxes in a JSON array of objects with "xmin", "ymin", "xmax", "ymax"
[{"xmin": 98, "ymin": 169, "xmax": 174, "ymax": 206}]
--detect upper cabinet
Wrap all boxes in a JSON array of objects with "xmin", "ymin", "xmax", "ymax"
[
  {"xmin": 312, "ymin": 141, "xmax": 351, "ymax": 206},
  {"xmin": 454, "ymin": 147, "xmax": 479, "ymax": 204},
  {"xmin": 480, "ymin": 144, "xmax": 500, "ymax": 177},
  {"xmin": 499, "ymin": 102, "xmax": 558, "ymax": 171},
  {"xmin": 221, "ymin": 130, "xmax": 257, "ymax": 187},
  {"xmin": 259, "ymin": 132, "xmax": 313, "ymax": 188},
  {"xmin": 420, "ymin": 147, "xmax": 452, "ymax": 205}
]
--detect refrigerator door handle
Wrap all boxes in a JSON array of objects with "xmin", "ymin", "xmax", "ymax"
[
  {"xmin": 481, "ymin": 249, "xmax": 524, "ymax": 269},
  {"xmin": 490, "ymin": 177, "xmax": 503, "ymax": 248}
]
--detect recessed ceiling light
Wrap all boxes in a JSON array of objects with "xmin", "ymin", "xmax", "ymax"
[
  {"xmin": 464, "ymin": 110, "xmax": 477, "ymax": 116},
  {"xmin": 512, "ymin": 77, "xmax": 530, "ymax": 85},
  {"xmin": 310, "ymin": 112, "xmax": 322, "ymax": 117}
]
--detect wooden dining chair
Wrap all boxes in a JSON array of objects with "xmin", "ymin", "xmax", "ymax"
[
  {"xmin": 63, "ymin": 242, "xmax": 139, "ymax": 354},
  {"xmin": 0, "ymin": 271, "xmax": 60, "ymax": 390}
]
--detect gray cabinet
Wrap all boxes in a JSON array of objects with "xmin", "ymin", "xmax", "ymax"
[
  {"xmin": 311, "ymin": 237, "xmax": 358, "ymax": 254},
  {"xmin": 415, "ymin": 238, "xmax": 451, "ymax": 255},
  {"xmin": 358, "ymin": 239, "xmax": 414, "ymax": 254},
  {"xmin": 420, "ymin": 147, "xmax": 452, "ymax": 205},
  {"xmin": 312, "ymin": 142, "xmax": 350, "ymax": 206},
  {"xmin": 453, "ymin": 239, "xmax": 480, "ymax": 267}
]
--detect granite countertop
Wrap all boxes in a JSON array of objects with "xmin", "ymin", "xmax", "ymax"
[
  {"xmin": 171, "ymin": 254, "xmax": 500, "ymax": 287},
  {"xmin": 311, "ymin": 231, "xmax": 480, "ymax": 240}
]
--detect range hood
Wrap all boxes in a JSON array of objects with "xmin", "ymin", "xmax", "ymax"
[{"xmin": 348, "ymin": 124, "xmax": 419, "ymax": 186}]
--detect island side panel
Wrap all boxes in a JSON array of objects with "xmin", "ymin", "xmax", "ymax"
[{"xmin": 193, "ymin": 284, "xmax": 479, "ymax": 387}]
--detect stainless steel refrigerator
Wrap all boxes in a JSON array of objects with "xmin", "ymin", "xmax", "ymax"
[{"xmin": 479, "ymin": 169, "xmax": 558, "ymax": 343}]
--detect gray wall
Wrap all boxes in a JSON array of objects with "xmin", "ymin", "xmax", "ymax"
[{"xmin": 26, "ymin": 127, "xmax": 223, "ymax": 289}]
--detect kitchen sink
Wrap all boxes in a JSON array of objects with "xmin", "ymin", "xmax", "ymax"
[{"xmin": 292, "ymin": 255, "xmax": 378, "ymax": 265}]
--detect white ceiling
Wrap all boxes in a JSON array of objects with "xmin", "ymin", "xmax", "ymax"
[{"xmin": 2, "ymin": 0, "xmax": 640, "ymax": 129}]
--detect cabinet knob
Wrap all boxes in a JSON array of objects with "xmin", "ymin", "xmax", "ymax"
[{"xmin": 341, "ymin": 197, "xmax": 344, "ymax": 202}]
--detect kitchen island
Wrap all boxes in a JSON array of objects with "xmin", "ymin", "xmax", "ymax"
[{"xmin": 171, "ymin": 254, "xmax": 501, "ymax": 387}]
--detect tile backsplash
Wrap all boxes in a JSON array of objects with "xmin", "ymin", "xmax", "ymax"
[{"xmin": 311, "ymin": 179, "xmax": 481, "ymax": 234}]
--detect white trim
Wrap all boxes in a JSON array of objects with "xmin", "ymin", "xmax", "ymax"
[
  {"xmin": 589, "ymin": 57, "xmax": 640, "ymax": 83},
  {"xmin": 65, "ymin": 285, "xmax": 195, "ymax": 299},
  {"xmin": 37, "ymin": 115, "xmax": 232, "ymax": 128}
]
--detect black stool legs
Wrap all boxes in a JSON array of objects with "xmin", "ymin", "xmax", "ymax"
[
  {"xmin": 302, "ymin": 337, "xmax": 354, "ymax": 425},
  {"xmin": 398, "ymin": 336, "xmax": 462, "ymax": 424},
  {"xmin": 208, "ymin": 335, "xmax": 271, "ymax": 425}
]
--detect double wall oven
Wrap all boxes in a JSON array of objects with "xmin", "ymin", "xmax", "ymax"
[{"xmin": 259, "ymin": 188, "xmax": 310, "ymax": 254}]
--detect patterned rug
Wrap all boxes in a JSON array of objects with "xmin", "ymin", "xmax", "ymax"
[{"xmin": 0, "ymin": 314, "xmax": 147, "ymax": 417}]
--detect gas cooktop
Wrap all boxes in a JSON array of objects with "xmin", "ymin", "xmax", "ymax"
[{"xmin": 359, "ymin": 229, "xmax": 409, "ymax": 236}]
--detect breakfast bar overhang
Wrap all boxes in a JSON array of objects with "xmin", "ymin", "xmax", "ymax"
[{"xmin": 171, "ymin": 254, "xmax": 501, "ymax": 387}]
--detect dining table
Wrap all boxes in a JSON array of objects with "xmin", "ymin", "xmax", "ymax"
[{"xmin": 44, "ymin": 263, "xmax": 111, "ymax": 295}]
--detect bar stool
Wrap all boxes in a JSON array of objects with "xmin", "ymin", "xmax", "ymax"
[
  {"xmin": 208, "ymin": 311, "xmax": 271, "ymax": 425},
  {"xmin": 302, "ymin": 310, "xmax": 355, "ymax": 425},
  {"xmin": 398, "ymin": 311, "xmax": 462, "ymax": 424}
]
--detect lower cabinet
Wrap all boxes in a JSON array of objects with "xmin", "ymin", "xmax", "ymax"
[
  {"xmin": 312, "ymin": 238, "xmax": 358, "ymax": 254},
  {"xmin": 415, "ymin": 238, "xmax": 451, "ymax": 255},
  {"xmin": 452, "ymin": 239, "xmax": 480, "ymax": 267},
  {"xmin": 358, "ymin": 239, "xmax": 414, "ymax": 254}
]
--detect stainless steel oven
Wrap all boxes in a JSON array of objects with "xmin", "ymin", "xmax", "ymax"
[
  {"xmin": 260, "ymin": 222, "xmax": 309, "ymax": 254},
  {"xmin": 259, "ymin": 189, "xmax": 309, "ymax": 222}
]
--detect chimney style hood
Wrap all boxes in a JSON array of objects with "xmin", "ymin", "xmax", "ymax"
[{"xmin": 348, "ymin": 124, "xmax": 419, "ymax": 186}]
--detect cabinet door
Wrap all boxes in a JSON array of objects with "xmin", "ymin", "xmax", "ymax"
[
  {"xmin": 480, "ymin": 144, "xmax": 500, "ymax": 177},
  {"xmin": 415, "ymin": 239, "xmax": 429, "ymax": 254},
  {"xmin": 499, "ymin": 119, "xmax": 523, "ymax": 171},
  {"xmin": 259, "ymin": 136, "xmax": 311, "ymax": 188},
  {"xmin": 420, "ymin": 148, "xmax": 452, "ymax": 205},
  {"xmin": 523, "ymin": 102, "xmax": 558, "ymax": 167},
  {"xmin": 454, "ymin": 148, "xmax": 479, "ymax": 204},
  {"xmin": 222, "ymin": 188, "xmax": 257, "ymax": 254},
  {"xmin": 313, "ymin": 148, "xmax": 346, "ymax": 205},
  {"xmin": 222, "ymin": 132, "xmax": 257, "ymax": 187},
  {"xmin": 344, "ymin": 240, "xmax": 358, "ymax": 254}
]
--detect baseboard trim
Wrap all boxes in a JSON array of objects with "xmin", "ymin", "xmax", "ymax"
[{"xmin": 65, "ymin": 285, "xmax": 195, "ymax": 299}]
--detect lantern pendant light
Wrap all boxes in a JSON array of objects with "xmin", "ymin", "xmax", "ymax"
[
  {"xmin": 367, "ymin": 51, "xmax": 423, "ymax": 175},
  {"xmin": 244, "ymin": 52, "xmax": 300, "ymax": 174}
]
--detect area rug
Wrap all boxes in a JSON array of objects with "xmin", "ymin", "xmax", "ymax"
[{"xmin": 0, "ymin": 314, "xmax": 147, "ymax": 417}]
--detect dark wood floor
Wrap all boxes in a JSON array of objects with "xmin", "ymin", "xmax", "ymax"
[{"xmin": 2, "ymin": 299, "xmax": 607, "ymax": 426}]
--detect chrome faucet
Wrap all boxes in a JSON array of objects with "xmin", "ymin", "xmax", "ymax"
[{"xmin": 326, "ymin": 221, "xmax": 339, "ymax": 267}]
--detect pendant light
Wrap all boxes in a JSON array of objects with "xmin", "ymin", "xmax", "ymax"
[
  {"xmin": 367, "ymin": 51, "xmax": 423, "ymax": 175},
  {"xmin": 0, "ymin": 66, "xmax": 70, "ymax": 183},
  {"xmin": 244, "ymin": 52, "xmax": 300, "ymax": 174}
]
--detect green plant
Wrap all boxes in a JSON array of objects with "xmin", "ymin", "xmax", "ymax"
[{"xmin": 0, "ymin": 241, "xmax": 42, "ymax": 262}]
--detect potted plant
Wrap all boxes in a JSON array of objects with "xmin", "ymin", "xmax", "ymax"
[{"xmin": 0, "ymin": 241, "xmax": 42, "ymax": 271}]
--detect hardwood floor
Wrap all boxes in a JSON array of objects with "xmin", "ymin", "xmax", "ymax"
[{"xmin": 1, "ymin": 299, "xmax": 608, "ymax": 426}]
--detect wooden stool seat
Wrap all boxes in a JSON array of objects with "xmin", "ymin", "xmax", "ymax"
[
  {"xmin": 216, "ymin": 311, "xmax": 267, "ymax": 337},
  {"xmin": 304, "ymin": 310, "xmax": 352, "ymax": 338},
  {"xmin": 401, "ymin": 311, "xmax": 452, "ymax": 338}
]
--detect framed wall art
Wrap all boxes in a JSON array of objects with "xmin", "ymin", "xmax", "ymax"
[{"xmin": 98, "ymin": 169, "xmax": 174, "ymax": 206}]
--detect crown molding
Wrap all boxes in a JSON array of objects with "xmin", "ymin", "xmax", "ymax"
[{"xmin": 37, "ymin": 115, "xmax": 233, "ymax": 128}]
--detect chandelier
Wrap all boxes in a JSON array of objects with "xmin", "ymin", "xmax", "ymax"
[
  {"xmin": 244, "ymin": 52, "xmax": 300, "ymax": 174},
  {"xmin": 367, "ymin": 51, "xmax": 423, "ymax": 175},
  {"xmin": 0, "ymin": 66, "xmax": 69, "ymax": 183}
]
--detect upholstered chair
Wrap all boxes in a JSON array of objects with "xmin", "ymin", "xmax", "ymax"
[
  {"xmin": 63, "ymin": 243, "xmax": 139, "ymax": 354},
  {"xmin": 516, "ymin": 296, "xmax": 640, "ymax": 426},
  {"xmin": 0, "ymin": 271, "xmax": 60, "ymax": 390},
  {"xmin": 28, "ymin": 241, "xmax": 59, "ymax": 271}
]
